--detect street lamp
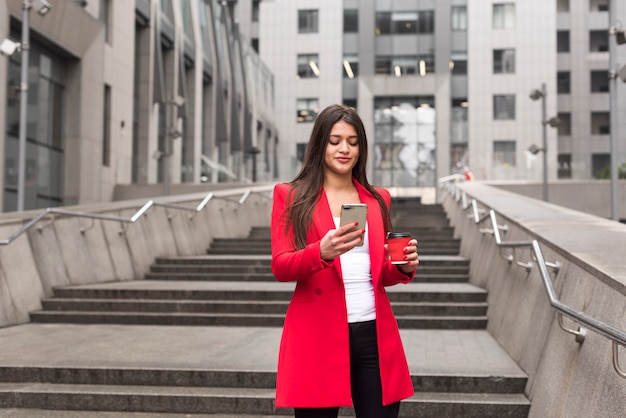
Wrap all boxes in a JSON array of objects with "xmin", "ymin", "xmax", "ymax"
[
  {"xmin": 529, "ymin": 83, "xmax": 560, "ymax": 202},
  {"xmin": 162, "ymin": 95, "xmax": 184, "ymax": 196},
  {"xmin": 0, "ymin": 0, "xmax": 52, "ymax": 211}
]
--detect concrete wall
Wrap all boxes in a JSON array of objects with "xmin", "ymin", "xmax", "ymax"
[
  {"xmin": 488, "ymin": 179, "xmax": 626, "ymax": 221},
  {"xmin": 442, "ymin": 181, "xmax": 626, "ymax": 418},
  {"xmin": 0, "ymin": 184, "xmax": 274, "ymax": 328}
]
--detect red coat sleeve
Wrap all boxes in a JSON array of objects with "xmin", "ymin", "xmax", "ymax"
[{"xmin": 270, "ymin": 184, "xmax": 333, "ymax": 282}]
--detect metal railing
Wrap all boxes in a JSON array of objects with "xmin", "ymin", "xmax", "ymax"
[
  {"xmin": 440, "ymin": 178, "xmax": 626, "ymax": 380},
  {"xmin": 0, "ymin": 185, "xmax": 274, "ymax": 246}
]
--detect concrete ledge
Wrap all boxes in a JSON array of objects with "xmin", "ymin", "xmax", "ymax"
[
  {"xmin": 0, "ymin": 185, "xmax": 275, "ymax": 329},
  {"xmin": 441, "ymin": 182, "xmax": 626, "ymax": 418}
]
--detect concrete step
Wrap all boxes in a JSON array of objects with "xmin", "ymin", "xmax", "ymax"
[
  {"xmin": 205, "ymin": 247, "xmax": 460, "ymax": 256},
  {"xmin": 0, "ymin": 324, "xmax": 529, "ymax": 417},
  {"xmin": 153, "ymin": 255, "xmax": 469, "ymax": 268},
  {"xmin": 144, "ymin": 271, "xmax": 470, "ymax": 283},
  {"xmin": 0, "ymin": 383, "xmax": 529, "ymax": 417},
  {"xmin": 0, "ymin": 411, "xmax": 286, "ymax": 418},
  {"xmin": 36, "ymin": 299, "xmax": 487, "ymax": 320},
  {"xmin": 43, "ymin": 281, "xmax": 487, "ymax": 303},
  {"xmin": 0, "ymin": 366, "xmax": 522, "ymax": 394}
]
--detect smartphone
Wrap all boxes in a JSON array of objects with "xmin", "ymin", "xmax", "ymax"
[{"xmin": 340, "ymin": 203, "xmax": 368, "ymax": 246}]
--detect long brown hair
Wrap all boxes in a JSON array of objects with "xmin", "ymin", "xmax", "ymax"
[{"xmin": 284, "ymin": 104, "xmax": 391, "ymax": 250}]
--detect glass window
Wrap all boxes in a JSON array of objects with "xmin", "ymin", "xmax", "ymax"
[
  {"xmin": 298, "ymin": 10, "xmax": 318, "ymax": 34},
  {"xmin": 557, "ymin": 0, "xmax": 570, "ymax": 12},
  {"xmin": 252, "ymin": 0, "xmax": 260, "ymax": 22},
  {"xmin": 557, "ymin": 31, "xmax": 570, "ymax": 52},
  {"xmin": 375, "ymin": 11, "xmax": 433, "ymax": 35},
  {"xmin": 557, "ymin": 71, "xmax": 570, "ymax": 94},
  {"xmin": 493, "ymin": 140, "xmax": 516, "ymax": 166},
  {"xmin": 590, "ymin": 30, "xmax": 609, "ymax": 52},
  {"xmin": 296, "ymin": 143, "xmax": 307, "ymax": 162},
  {"xmin": 344, "ymin": 9, "xmax": 358, "ymax": 33},
  {"xmin": 451, "ymin": 6, "xmax": 467, "ymax": 30},
  {"xmin": 591, "ymin": 112, "xmax": 610, "ymax": 134},
  {"xmin": 392, "ymin": 12, "xmax": 418, "ymax": 34},
  {"xmin": 100, "ymin": 0, "xmax": 112, "ymax": 44},
  {"xmin": 450, "ymin": 52, "xmax": 467, "ymax": 75},
  {"xmin": 493, "ymin": 3, "xmax": 515, "ymax": 29},
  {"xmin": 493, "ymin": 49, "xmax": 515, "ymax": 73},
  {"xmin": 103, "ymin": 84, "xmax": 111, "ymax": 166},
  {"xmin": 297, "ymin": 54, "xmax": 320, "ymax": 79},
  {"xmin": 590, "ymin": 0, "xmax": 609, "ymax": 12},
  {"xmin": 591, "ymin": 70, "xmax": 609, "ymax": 92},
  {"xmin": 343, "ymin": 55, "xmax": 359, "ymax": 79},
  {"xmin": 493, "ymin": 95, "xmax": 515, "ymax": 120},
  {"xmin": 592, "ymin": 153, "xmax": 610, "ymax": 177},
  {"xmin": 296, "ymin": 98, "xmax": 319, "ymax": 123},
  {"xmin": 558, "ymin": 154, "xmax": 571, "ymax": 179},
  {"xmin": 343, "ymin": 98, "xmax": 357, "ymax": 110},
  {"xmin": 376, "ymin": 55, "xmax": 434, "ymax": 76},
  {"xmin": 557, "ymin": 112, "xmax": 571, "ymax": 136},
  {"xmin": 4, "ymin": 41, "xmax": 66, "ymax": 211},
  {"xmin": 373, "ymin": 96, "xmax": 437, "ymax": 188},
  {"xmin": 417, "ymin": 10, "xmax": 435, "ymax": 34}
]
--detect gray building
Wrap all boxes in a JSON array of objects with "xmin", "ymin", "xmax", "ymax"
[
  {"xmin": 253, "ymin": 0, "xmax": 626, "ymax": 186},
  {"xmin": 0, "ymin": 0, "xmax": 278, "ymax": 212}
]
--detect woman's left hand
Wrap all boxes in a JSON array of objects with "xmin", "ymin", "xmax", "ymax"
[{"xmin": 386, "ymin": 239, "xmax": 419, "ymax": 274}]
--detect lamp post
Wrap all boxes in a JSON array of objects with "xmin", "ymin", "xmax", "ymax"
[
  {"xmin": 529, "ymin": 83, "xmax": 560, "ymax": 202},
  {"xmin": 15, "ymin": 0, "xmax": 51, "ymax": 211},
  {"xmin": 530, "ymin": 83, "xmax": 549, "ymax": 201},
  {"xmin": 163, "ymin": 96, "xmax": 184, "ymax": 196}
]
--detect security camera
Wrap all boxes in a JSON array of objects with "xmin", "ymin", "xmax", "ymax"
[{"xmin": 0, "ymin": 39, "xmax": 20, "ymax": 56}]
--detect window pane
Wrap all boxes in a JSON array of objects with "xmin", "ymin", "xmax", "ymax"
[
  {"xmin": 296, "ymin": 98, "xmax": 319, "ymax": 123},
  {"xmin": 493, "ymin": 49, "xmax": 515, "ymax": 73},
  {"xmin": 493, "ymin": 4, "xmax": 515, "ymax": 29},
  {"xmin": 451, "ymin": 52, "xmax": 467, "ymax": 75},
  {"xmin": 451, "ymin": 6, "xmax": 467, "ymax": 30},
  {"xmin": 591, "ymin": 112, "xmax": 610, "ymax": 134},
  {"xmin": 343, "ymin": 55, "xmax": 359, "ymax": 79},
  {"xmin": 297, "ymin": 54, "xmax": 319, "ymax": 79},
  {"xmin": 557, "ymin": 31, "xmax": 570, "ymax": 52},
  {"xmin": 344, "ymin": 9, "xmax": 358, "ymax": 33},
  {"xmin": 493, "ymin": 95, "xmax": 515, "ymax": 120},
  {"xmin": 591, "ymin": 70, "xmax": 609, "ymax": 92},
  {"xmin": 298, "ymin": 10, "xmax": 318, "ymax": 34},
  {"xmin": 557, "ymin": 71, "xmax": 570, "ymax": 94},
  {"xmin": 589, "ymin": 30, "xmax": 608, "ymax": 52},
  {"xmin": 376, "ymin": 12, "xmax": 391, "ymax": 35},
  {"xmin": 417, "ymin": 11, "xmax": 435, "ymax": 34},
  {"xmin": 493, "ymin": 140, "xmax": 516, "ymax": 166},
  {"xmin": 558, "ymin": 154, "xmax": 571, "ymax": 178},
  {"xmin": 557, "ymin": 113, "xmax": 571, "ymax": 136},
  {"xmin": 392, "ymin": 12, "xmax": 417, "ymax": 34}
]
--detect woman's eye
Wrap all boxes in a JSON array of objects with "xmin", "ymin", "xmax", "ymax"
[{"xmin": 329, "ymin": 141, "xmax": 339, "ymax": 145}]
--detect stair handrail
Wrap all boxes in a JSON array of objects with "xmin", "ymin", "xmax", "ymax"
[
  {"xmin": 439, "ymin": 178, "xmax": 626, "ymax": 380},
  {"xmin": 0, "ymin": 184, "xmax": 275, "ymax": 246}
]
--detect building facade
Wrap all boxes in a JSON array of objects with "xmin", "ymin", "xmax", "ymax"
[
  {"xmin": 0, "ymin": 0, "xmax": 278, "ymax": 212},
  {"xmin": 255, "ymin": 0, "xmax": 626, "ymax": 186}
]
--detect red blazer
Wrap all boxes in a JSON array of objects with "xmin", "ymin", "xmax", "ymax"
[{"xmin": 271, "ymin": 180, "xmax": 415, "ymax": 408}]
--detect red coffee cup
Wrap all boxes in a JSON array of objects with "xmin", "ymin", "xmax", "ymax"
[{"xmin": 387, "ymin": 232, "xmax": 412, "ymax": 264}]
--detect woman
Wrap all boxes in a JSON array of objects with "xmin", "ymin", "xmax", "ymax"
[{"xmin": 271, "ymin": 104, "xmax": 419, "ymax": 418}]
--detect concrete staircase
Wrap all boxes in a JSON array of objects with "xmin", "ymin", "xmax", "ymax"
[{"xmin": 0, "ymin": 199, "xmax": 531, "ymax": 417}]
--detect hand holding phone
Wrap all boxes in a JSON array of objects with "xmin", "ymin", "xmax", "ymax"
[{"xmin": 340, "ymin": 204, "xmax": 367, "ymax": 246}]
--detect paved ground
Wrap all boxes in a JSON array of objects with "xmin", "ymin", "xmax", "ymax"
[{"xmin": 0, "ymin": 323, "xmax": 524, "ymax": 378}]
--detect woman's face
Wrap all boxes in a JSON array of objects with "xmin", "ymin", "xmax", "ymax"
[{"xmin": 323, "ymin": 120, "xmax": 359, "ymax": 177}]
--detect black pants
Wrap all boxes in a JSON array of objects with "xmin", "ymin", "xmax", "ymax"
[{"xmin": 294, "ymin": 320, "xmax": 401, "ymax": 418}]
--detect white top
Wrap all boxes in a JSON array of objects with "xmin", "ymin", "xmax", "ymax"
[{"xmin": 333, "ymin": 217, "xmax": 376, "ymax": 323}]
